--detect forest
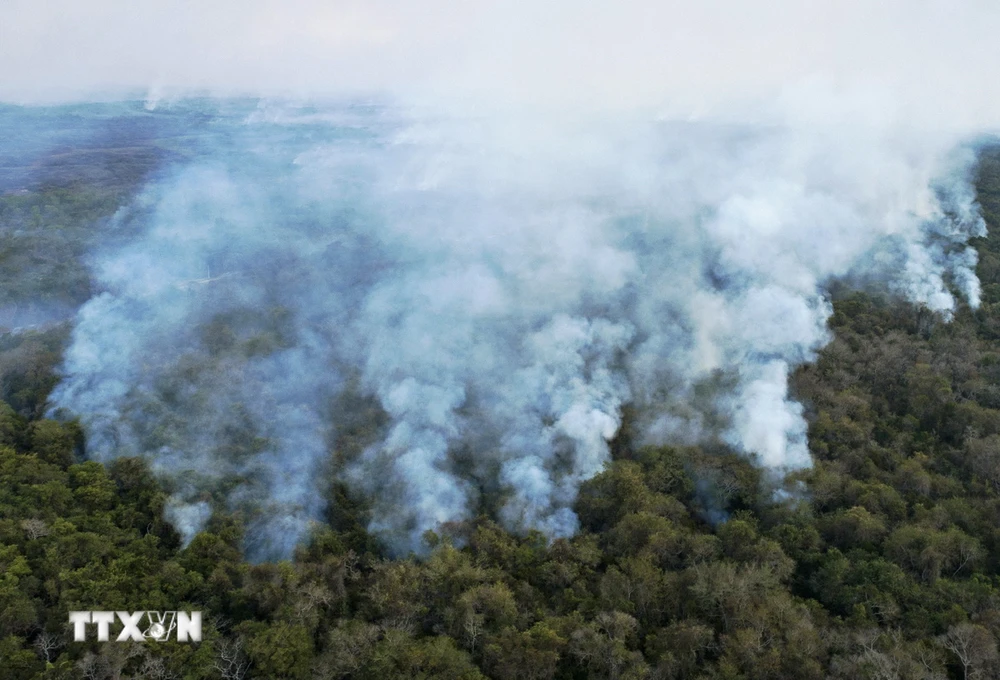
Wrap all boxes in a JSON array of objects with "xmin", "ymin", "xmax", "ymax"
[{"xmin": 2, "ymin": 138, "xmax": 1000, "ymax": 679}]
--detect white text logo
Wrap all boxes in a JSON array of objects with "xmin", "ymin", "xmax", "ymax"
[{"xmin": 68, "ymin": 611, "xmax": 202, "ymax": 642}]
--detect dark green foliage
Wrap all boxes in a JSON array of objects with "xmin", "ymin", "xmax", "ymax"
[
  {"xmin": 0, "ymin": 327, "xmax": 69, "ymax": 419},
  {"xmin": 7, "ymin": 147, "xmax": 1000, "ymax": 677}
]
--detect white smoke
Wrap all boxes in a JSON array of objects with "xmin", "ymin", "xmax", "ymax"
[{"xmin": 41, "ymin": 97, "xmax": 989, "ymax": 556}]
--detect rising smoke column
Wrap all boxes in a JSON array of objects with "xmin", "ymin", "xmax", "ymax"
[
  {"xmin": 48, "ymin": 106, "xmax": 391, "ymax": 558},
  {"xmin": 49, "ymin": 101, "xmax": 987, "ymax": 557},
  {"xmin": 338, "ymin": 114, "xmax": 985, "ymax": 550},
  {"xmin": 48, "ymin": 162, "xmax": 350, "ymax": 558}
]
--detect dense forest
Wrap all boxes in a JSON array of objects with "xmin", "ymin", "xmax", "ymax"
[{"xmin": 2, "ymin": 143, "xmax": 1000, "ymax": 679}]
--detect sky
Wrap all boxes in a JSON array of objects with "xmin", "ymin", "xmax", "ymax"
[{"xmin": 2, "ymin": 0, "xmax": 1000, "ymax": 130}]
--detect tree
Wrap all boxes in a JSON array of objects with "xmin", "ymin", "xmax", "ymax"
[
  {"xmin": 20, "ymin": 518, "xmax": 50, "ymax": 540},
  {"xmin": 447, "ymin": 583, "xmax": 518, "ymax": 651},
  {"xmin": 241, "ymin": 622, "xmax": 312, "ymax": 679},
  {"xmin": 645, "ymin": 620, "xmax": 715, "ymax": 679},
  {"xmin": 569, "ymin": 612, "xmax": 649, "ymax": 680},
  {"xmin": 937, "ymin": 623, "xmax": 998, "ymax": 680},
  {"xmin": 312, "ymin": 621, "xmax": 379, "ymax": 680},
  {"xmin": 364, "ymin": 631, "xmax": 485, "ymax": 680},
  {"xmin": 0, "ymin": 635, "xmax": 44, "ymax": 680},
  {"xmin": 483, "ymin": 621, "xmax": 566, "ymax": 680},
  {"xmin": 29, "ymin": 419, "xmax": 78, "ymax": 468},
  {"xmin": 213, "ymin": 635, "xmax": 251, "ymax": 680},
  {"xmin": 32, "ymin": 630, "xmax": 62, "ymax": 663}
]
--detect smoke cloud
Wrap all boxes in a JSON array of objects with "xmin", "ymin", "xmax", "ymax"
[
  {"xmin": 6, "ymin": 1, "xmax": 995, "ymax": 555},
  {"xmin": 36, "ymin": 97, "xmax": 985, "ymax": 556}
]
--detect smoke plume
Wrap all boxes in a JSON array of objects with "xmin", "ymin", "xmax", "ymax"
[{"xmin": 40, "ymin": 97, "xmax": 988, "ymax": 556}]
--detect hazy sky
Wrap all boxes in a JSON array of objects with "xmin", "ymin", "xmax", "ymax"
[{"xmin": 2, "ymin": 0, "xmax": 1000, "ymax": 127}]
